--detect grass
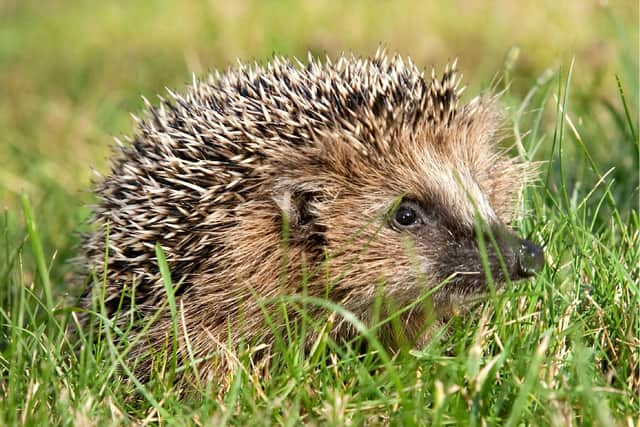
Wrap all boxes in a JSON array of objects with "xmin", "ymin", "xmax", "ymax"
[{"xmin": 1, "ymin": 0, "xmax": 638, "ymax": 425}]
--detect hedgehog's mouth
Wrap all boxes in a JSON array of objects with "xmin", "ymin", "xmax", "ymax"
[{"xmin": 429, "ymin": 235, "xmax": 544, "ymax": 321}]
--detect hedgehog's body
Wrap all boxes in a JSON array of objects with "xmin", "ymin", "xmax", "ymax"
[{"xmin": 81, "ymin": 51, "xmax": 543, "ymax": 383}]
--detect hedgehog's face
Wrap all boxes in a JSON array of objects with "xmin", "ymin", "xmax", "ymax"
[
  {"xmin": 381, "ymin": 194, "xmax": 544, "ymax": 299},
  {"xmin": 274, "ymin": 101, "xmax": 543, "ymax": 314},
  {"xmin": 376, "ymin": 138, "xmax": 544, "ymax": 303},
  {"xmin": 305, "ymin": 167, "xmax": 544, "ymax": 312}
]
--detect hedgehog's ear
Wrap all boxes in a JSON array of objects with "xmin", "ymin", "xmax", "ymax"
[{"xmin": 273, "ymin": 181, "xmax": 326, "ymax": 241}]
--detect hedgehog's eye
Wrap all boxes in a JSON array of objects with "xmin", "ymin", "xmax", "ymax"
[{"xmin": 391, "ymin": 201, "xmax": 422, "ymax": 230}]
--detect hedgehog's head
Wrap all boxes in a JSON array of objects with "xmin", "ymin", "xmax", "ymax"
[{"xmin": 270, "ymin": 56, "xmax": 543, "ymax": 316}]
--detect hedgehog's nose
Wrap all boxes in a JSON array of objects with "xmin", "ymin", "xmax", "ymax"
[
  {"xmin": 515, "ymin": 239, "xmax": 544, "ymax": 277},
  {"xmin": 494, "ymin": 227, "xmax": 544, "ymax": 280}
]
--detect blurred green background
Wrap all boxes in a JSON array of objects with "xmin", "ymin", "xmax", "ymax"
[{"xmin": 0, "ymin": 0, "xmax": 638, "ymax": 272}]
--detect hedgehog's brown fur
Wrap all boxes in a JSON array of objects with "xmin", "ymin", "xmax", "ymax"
[{"xmin": 80, "ymin": 50, "xmax": 540, "ymax": 385}]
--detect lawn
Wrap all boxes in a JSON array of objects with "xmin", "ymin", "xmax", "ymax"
[{"xmin": 0, "ymin": 0, "xmax": 638, "ymax": 425}]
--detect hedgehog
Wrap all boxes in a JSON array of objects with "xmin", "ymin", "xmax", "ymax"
[{"xmin": 79, "ymin": 50, "xmax": 544, "ymax": 385}]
